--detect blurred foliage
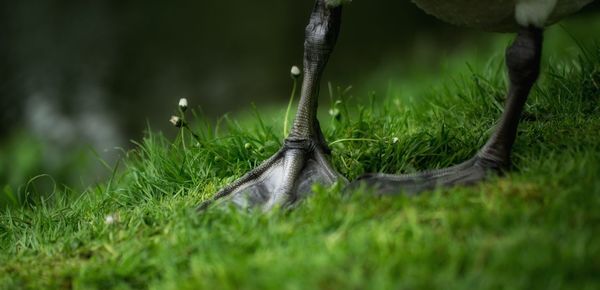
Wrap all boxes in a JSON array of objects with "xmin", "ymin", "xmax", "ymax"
[{"xmin": 0, "ymin": 133, "xmax": 98, "ymax": 209}]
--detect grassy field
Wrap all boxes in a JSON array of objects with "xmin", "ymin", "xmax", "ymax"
[{"xmin": 1, "ymin": 18, "xmax": 600, "ymax": 289}]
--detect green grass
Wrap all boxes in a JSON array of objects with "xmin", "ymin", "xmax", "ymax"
[{"xmin": 1, "ymin": 21, "xmax": 600, "ymax": 289}]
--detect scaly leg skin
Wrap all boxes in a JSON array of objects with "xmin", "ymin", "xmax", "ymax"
[
  {"xmin": 198, "ymin": 0, "xmax": 346, "ymax": 211},
  {"xmin": 350, "ymin": 27, "xmax": 543, "ymax": 196}
]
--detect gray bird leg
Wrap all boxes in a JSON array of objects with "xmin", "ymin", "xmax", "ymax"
[
  {"xmin": 350, "ymin": 27, "xmax": 543, "ymax": 195},
  {"xmin": 199, "ymin": 0, "xmax": 345, "ymax": 211}
]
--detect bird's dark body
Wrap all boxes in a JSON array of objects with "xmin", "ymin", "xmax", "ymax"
[{"xmin": 412, "ymin": 0, "xmax": 592, "ymax": 32}]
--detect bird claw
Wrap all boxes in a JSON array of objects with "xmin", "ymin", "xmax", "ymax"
[{"xmin": 199, "ymin": 138, "xmax": 346, "ymax": 211}]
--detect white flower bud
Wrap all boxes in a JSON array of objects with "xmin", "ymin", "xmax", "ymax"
[
  {"xmin": 290, "ymin": 66, "xmax": 301, "ymax": 79},
  {"xmin": 392, "ymin": 137, "xmax": 399, "ymax": 144},
  {"xmin": 178, "ymin": 98, "xmax": 188, "ymax": 112},
  {"xmin": 169, "ymin": 116, "xmax": 183, "ymax": 128},
  {"xmin": 105, "ymin": 213, "xmax": 119, "ymax": 225}
]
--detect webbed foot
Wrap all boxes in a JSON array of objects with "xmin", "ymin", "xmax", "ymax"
[
  {"xmin": 349, "ymin": 155, "xmax": 505, "ymax": 195},
  {"xmin": 199, "ymin": 138, "xmax": 345, "ymax": 211}
]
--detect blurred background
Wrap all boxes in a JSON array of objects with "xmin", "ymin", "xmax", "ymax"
[{"xmin": 1, "ymin": 0, "xmax": 599, "ymax": 195}]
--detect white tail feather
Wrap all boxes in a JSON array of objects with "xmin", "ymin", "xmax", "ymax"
[{"xmin": 515, "ymin": 0, "xmax": 558, "ymax": 27}]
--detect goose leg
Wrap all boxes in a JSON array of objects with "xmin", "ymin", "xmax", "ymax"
[
  {"xmin": 199, "ymin": 0, "xmax": 345, "ymax": 211},
  {"xmin": 350, "ymin": 27, "xmax": 543, "ymax": 195}
]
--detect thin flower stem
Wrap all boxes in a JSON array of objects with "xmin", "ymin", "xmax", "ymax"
[
  {"xmin": 179, "ymin": 108, "xmax": 187, "ymax": 151},
  {"xmin": 183, "ymin": 125, "xmax": 202, "ymax": 144},
  {"xmin": 283, "ymin": 78, "xmax": 298, "ymax": 137}
]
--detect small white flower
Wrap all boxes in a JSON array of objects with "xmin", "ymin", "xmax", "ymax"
[
  {"xmin": 178, "ymin": 98, "xmax": 188, "ymax": 112},
  {"xmin": 169, "ymin": 116, "xmax": 183, "ymax": 128},
  {"xmin": 329, "ymin": 108, "xmax": 340, "ymax": 118},
  {"xmin": 105, "ymin": 213, "xmax": 119, "ymax": 225},
  {"xmin": 290, "ymin": 66, "xmax": 301, "ymax": 79},
  {"xmin": 392, "ymin": 137, "xmax": 399, "ymax": 144}
]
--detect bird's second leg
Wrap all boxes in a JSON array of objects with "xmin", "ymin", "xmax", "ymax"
[
  {"xmin": 350, "ymin": 27, "xmax": 543, "ymax": 195},
  {"xmin": 199, "ymin": 0, "xmax": 345, "ymax": 211}
]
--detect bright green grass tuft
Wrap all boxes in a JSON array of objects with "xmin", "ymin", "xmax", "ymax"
[{"xmin": 1, "ymin": 23, "xmax": 600, "ymax": 289}]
